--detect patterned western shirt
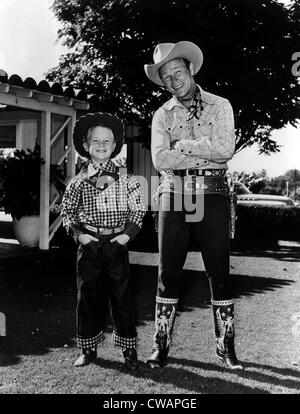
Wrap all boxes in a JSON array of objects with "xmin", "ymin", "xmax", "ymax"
[
  {"xmin": 151, "ymin": 85, "xmax": 236, "ymax": 172},
  {"xmin": 61, "ymin": 160, "xmax": 146, "ymax": 241}
]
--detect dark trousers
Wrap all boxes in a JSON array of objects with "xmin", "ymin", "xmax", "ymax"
[
  {"xmin": 158, "ymin": 192, "xmax": 232, "ymax": 301},
  {"xmin": 76, "ymin": 235, "xmax": 137, "ymax": 349}
]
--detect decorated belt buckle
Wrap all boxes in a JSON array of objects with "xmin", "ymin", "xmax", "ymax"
[{"xmin": 184, "ymin": 176, "xmax": 208, "ymax": 191}]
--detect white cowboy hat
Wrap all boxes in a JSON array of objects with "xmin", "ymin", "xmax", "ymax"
[{"xmin": 144, "ymin": 41, "xmax": 203, "ymax": 86}]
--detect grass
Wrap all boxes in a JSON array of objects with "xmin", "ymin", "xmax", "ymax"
[{"xmin": 0, "ymin": 240, "xmax": 300, "ymax": 394}]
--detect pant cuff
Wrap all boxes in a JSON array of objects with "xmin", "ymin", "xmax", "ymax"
[
  {"xmin": 211, "ymin": 299, "xmax": 234, "ymax": 306},
  {"xmin": 77, "ymin": 331, "xmax": 105, "ymax": 349},
  {"xmin": 111, "ymin": 331, "xmax": 138, "ymax": 349},
  {"xmin": 156, "ymin": 296, "xmax": 179, "ymax": 304}
]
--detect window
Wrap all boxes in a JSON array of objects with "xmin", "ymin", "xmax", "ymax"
[{"xmin": 0, "ymin": 124, "xmax": 16, "ymax": 149}]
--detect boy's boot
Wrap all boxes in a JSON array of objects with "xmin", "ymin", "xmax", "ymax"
[
  {"xmin": 211, "ymin": 299, "xmax": 243, "ymax": 370},
  {"xmin": 147, "ymin": 297, "xmax": 178, "ymax": 368},
  {"xmin": 123, "ymin": 348, "xmax": 139, "ymax": 370},
  {"xmin": 73, "ymin": 348, "xmax": 97, "ymax": 367}
]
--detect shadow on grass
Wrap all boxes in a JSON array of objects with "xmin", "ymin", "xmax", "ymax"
[
  {"xmin": 168, "ymin": 357, "xmax": 300, "ymax": 392},
  {"xmin": 130, "ymin": 264, "xmax": 294, "ymax": 322},
  {"xmin": 0, "ymin": 247, "xmax": 295, "ymax": 368},
  {"xmin": 231, "ymin": 237, "xmax": 300, "ymax": 262},
  {"xmin": 92, "ymin": 357, "xmax": 268, "ymax": 394}
]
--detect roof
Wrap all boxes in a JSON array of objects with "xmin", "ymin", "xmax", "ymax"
[{"xmin": 0, "ymin": 69, "xmax": 102, "ymax": 111}]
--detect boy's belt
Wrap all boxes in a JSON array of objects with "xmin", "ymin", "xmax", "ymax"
[
  {"xmin": 172, "ymin": 169, "xmax": 226, "ymax": 177},
  {"xmin": 82, "ymin": 224, "xmax": 125, "ymax": 236}
]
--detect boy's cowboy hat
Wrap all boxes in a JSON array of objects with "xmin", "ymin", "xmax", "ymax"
[
  {"xmin": 73, "ymin": 112, "xmax": 125, "ymax": 159},
  {"xmin": 144, "ymin": 41, "xmax": 203, "ymax": 86}
]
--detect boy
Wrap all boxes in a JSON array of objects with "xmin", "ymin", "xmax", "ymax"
[{"xmin": 61, "ymin": 112, "xmax": 145, "ymax": 369}]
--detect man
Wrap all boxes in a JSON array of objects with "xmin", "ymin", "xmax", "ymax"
[{"xmin": 144, "ymin": 41, "xmax": 242, "ymax": 370}]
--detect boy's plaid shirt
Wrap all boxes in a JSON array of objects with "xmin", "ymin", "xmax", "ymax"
[{"xmin": 61, "ymin": 160, "xmax": 146, "ymax": 241}]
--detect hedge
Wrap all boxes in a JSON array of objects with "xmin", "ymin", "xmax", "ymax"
[
  {"xmin": 128, "ymin": 205, "xmax": 300, "ymax": 252},
  {"xmin": 235, "ymin": 204, "xmax": 300, "ymax": 241}
]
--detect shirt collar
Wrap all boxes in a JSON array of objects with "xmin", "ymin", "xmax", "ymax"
[
  {"xmin": 163, "ymin": 85, "xmax": 214, "ymax": 111},
  {"xmin": 87, "ymin": 159, "xmax": 116, "ymax": 178}
]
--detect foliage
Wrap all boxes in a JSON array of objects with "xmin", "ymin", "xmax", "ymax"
[
  {"xmin": 0, "ymin": 146, "xmax": 65, "ymax": 220},
  {"xmin": 233, "ymin": 168, "xmax": 300, "ymax": 200},
  {"xmin": 236, "ymin": 203, "xmax": 300, "ymax": 241},
  {"xmin": 232, "ymin": 169, "xmax": 268, "ymax": 193},
  {"xmin": 47, "ymin": 0, "xmax": 300, "ymax": 154}
]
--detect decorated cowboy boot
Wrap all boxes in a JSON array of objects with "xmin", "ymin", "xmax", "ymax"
[
  {"xmin": 147, "ymin": 297, "xmax": 178, "ymax": 368},
  {"xmin": 211, "ymin": 299, "xmax": 243, "ymax": 370}
]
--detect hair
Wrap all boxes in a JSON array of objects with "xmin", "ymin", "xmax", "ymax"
[
  {"xmin": 158, "ymin": 57, "xmax": 191, "ymax": 83},
  {"xmin": 85, "ymin": 122, "xmax": 115, "ymax": 144}
]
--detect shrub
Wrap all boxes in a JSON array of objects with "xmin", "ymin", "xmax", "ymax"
[{"xmin": 235, "ymin": 204, "xmax": 300, "ymax": 241}]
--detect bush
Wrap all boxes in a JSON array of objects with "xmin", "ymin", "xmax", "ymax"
[{"xmin": 235, "ymin": 204, "xmax": 300, "ymax": 241}]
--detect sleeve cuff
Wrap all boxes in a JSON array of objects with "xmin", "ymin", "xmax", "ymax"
[
  {"xmin": 123, "ymin": 222, "xmax": 141, "ymax": 241},
  {"xmin": 69, "ymin": 224, "xmax": 84, "ymax": 243}
]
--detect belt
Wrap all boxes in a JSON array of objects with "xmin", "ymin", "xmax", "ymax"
[
  {"xmin": 82, "ymin": 224, "xmax": 125, "ymax": 236},
  {"xmin": 172, "ymin": 169, "xmax": 226, "ymax": 177}
]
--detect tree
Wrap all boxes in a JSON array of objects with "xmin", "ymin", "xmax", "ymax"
[
  {"xmin": 233, "ymin": 168, "xmax": 300, "ymax": 201},
  {"xmin": 47, "ymin": 0, "xmax": 300, "ymax": 153},
  {"xmin": 233, "ymin": 169, "xmax": 268, "ymax": 193}
]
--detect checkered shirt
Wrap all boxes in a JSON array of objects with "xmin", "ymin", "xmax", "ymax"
[
  {"xmin": 61, "ymin": 160, "xmax": 146, "ymax": 240},
  {"xmin": 151, "ymin": 85, "xmax": 236, "ymax": 171}
]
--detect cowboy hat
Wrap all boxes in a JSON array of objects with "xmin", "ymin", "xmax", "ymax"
[
  {"xmin": 73, "ymin": 112, "xmax": 125, "ymax": 159},
  {"xmin": 144, "ymin": 41, "xmax": 203, "ymax": 86}
]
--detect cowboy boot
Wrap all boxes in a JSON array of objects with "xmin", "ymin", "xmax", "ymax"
[
  {"xmin": 211, "ymin": 299, "xmax": 243, "ymax": 370},
  {"xmin": 147, "ymin": 297, "xmax": 178, "ymax": 368},
  {"xmin": 73, "ymin": 348, "xmax": 97, "ymax": 367},
  {"xmin": 123, "ymin": 348, "xmax": 139, "ymax": 370}
]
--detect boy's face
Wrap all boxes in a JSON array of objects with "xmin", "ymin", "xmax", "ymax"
[{"xmin": 83, "ymin": 126, "xmax": 116, "ymax": 164}]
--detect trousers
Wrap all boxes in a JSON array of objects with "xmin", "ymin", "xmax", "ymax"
[
  {"xmin": 76, "ymin": 235, "xmax": 137, "ymax": 349},
  {"xmin": 157, "ymin": 191, "xmax": 232, "ymax": 300}
]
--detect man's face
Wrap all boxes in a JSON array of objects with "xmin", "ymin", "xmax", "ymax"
[
  {"xmin": 83, "ymin": 126, "xmax": 116, "ymax": 164},
  {"xmin": 159, "ymin": 58, "xmax": 196, "ymax": 100}
]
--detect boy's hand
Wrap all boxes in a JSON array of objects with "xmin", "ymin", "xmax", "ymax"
[
  {"xmin": 110, "ymin": 234, "xmax": 130, "ymax": 245},
  {"xmin": 78, "ymin": 234, "xmax": 98, "ymax": 245}
]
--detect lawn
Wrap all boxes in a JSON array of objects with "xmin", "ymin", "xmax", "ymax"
[{"xmin": 0, "ymin": 239, "xmax": 300, "ymax": 394}]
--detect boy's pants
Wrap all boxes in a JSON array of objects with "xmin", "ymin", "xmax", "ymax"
[
  {"xmin": 157, "ymin": 192, "xmax": 233, "ymax": 300},
  {"xmin": 76, "ymin": 234, "xmax": 137, "ymax": 350}
]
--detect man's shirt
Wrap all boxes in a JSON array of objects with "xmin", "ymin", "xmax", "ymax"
[
  {"xmin": 151, "ymin": 86, "xmax": 236, "ymax": 171},
  {"xmin": 61, "ymin": 160, "xmax": 146, "ymax": 241}
]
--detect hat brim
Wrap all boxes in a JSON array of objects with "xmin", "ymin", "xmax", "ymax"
[
  {"xmin": 73, "ymin": 112, "xmax": 125, "ymax": 159},
  {"xmin": 144, "ymin": 41, "xmax": 203, "ymax": 86}
]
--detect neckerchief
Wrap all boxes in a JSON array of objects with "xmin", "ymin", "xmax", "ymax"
[
  {"xmin": 86, "ymin": 161, "xmax": 119, "ymax": 191},
  {"xmin": 186, "ymin": 90, "xmax": 204, "ymax": 122}
]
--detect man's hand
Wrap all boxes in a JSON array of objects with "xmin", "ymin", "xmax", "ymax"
[
  {"xmin": 78, "ymin": 233, "xmax": 98, "ymax": 245},
  {"xmin": 110, "ymin": 234, "xmax": 130, "ymax": 245},
  {"xmin": 173, "ymin": 137, "xmax": 210, "ymax": 154}
]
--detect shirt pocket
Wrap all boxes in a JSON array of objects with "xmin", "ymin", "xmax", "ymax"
[
  {"xmin": 194, "ymin": 116, "xmax": 216, "ymax": 138},
  {"xmin": 166, "ymin": 123, "xmax": 190, "ymax": 148}
]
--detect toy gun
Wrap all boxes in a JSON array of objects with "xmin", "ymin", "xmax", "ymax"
[{"xmin": 227, "ymin": 175, "xmax": 237, "ymax": 239}]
